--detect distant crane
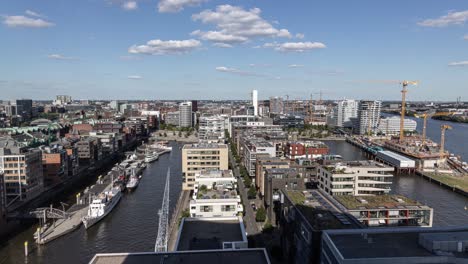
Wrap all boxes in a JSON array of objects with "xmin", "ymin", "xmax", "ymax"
[
  {"xmin": 155, "ymin": 168, "xmax": 171, "ymax": 252},
  {"xmin": 440, "ymin": 124, "xmax": 452, "ymax": 160},
  {"xmin": 416, "ymin": 112, "xmax": 453, "ymax": 145},
  {"xmin": 399, "ymin": 80, "xmax": 419, "ymax": 142}
]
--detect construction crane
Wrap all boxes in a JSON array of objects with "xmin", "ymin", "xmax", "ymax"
[
  {"xmin": 440, "ymin": 124, "xmax": 452, "ymax": 160},
  {"xmin": 399, "ymin": 80, "xmax": 419, "ymax": 142},
  {"xmin": 416, "ymin": 112, "xmax": 453, "ymax": 145}
]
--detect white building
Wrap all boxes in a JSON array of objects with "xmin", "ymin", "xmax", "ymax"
[
  {"xmin": 252, "ymin": 89, "xmax": 258, "ymax": 116},
  {"xmin": 377, "ymin": 116, "xmax": 417, "ymax": 135},
  {"xmin": 179, "ymin": 102, "xmax": 193, "ymax": 127},
  {"xmin": 356, "ymin": 100, "xmax": 382, "ymax": 135},
  {"xmin": 332, "ymin": 99, "xmax": 358, "ymax": 127},
  {"xmin": 242, "ymin": 139, "xmax": 276, "ymax": 177},
  {"xmin": 318, "ymin": 160, "xmax": 394, "ymax": 196},
  {"xmin": 190, "ymin": 170, "xmax": 243, "ymax": 218},
  {"xmin": 198, "ymin": 115, "xmax": 228, "ymax": 141}
]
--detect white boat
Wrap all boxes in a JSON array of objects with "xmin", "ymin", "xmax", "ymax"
[
  {"xmin": 145, "ymin": 152, "xmax": 158, "ymax": 163},
  {"xmin": 82, "ymin": 186, "xmax": 122, "ymax": 229},
  {"xmin": 126, "ymin": 175, "xmax": 139, "ymax": 190}
]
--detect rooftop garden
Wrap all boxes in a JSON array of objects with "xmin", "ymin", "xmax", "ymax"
[{"xmin": 334, "ymin": 195, "xmax": 420, "ymax": 210}]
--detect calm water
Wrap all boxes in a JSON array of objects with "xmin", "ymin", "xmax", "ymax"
[
  {"xmin": 327, "ymin": 135, "xmax": 468, "ymax": 227},
  {"xmin": 0, "ymin": 142, "xmax": 182, "ymax": 264}
]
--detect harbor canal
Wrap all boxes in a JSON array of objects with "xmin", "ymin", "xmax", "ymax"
[{"xmin": 0, "ymin": 142, "xmax": 182, "ymax": 264}]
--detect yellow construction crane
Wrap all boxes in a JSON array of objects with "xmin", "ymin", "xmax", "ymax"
[
  {"xmin": 399, "ymin": 80, "xmax": 419, "ymax": 142},
  {"xmin": 440, "ymin": 124, "xmax": 452, "ymax": 159},
  {"xmin": 416, "ymin": 112, "xmax": 453, "ymax": 145}
]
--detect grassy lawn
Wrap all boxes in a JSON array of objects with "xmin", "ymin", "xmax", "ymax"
[
  {"xmin": 285, "ymin": 190, "xmax": 305, "ymax": 205},
  {"xmin": 425, "ymin": 172, "xmax": 468, "ymax": 192},
  {"xmin": 334, "ymin": 195, "xmax": 419, "ymax": 209}
]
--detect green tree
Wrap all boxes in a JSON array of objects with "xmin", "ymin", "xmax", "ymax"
[
  {"xmin": 255, "ymin": 207, "xmax": 266, "ymax": 222},
  {"xmin": 244, "ymin": 176, "xmax": 252, "ymax": 187},
  {"xmin": 248, "ymin": 185, "xmax": 257, "ymax": 199}
]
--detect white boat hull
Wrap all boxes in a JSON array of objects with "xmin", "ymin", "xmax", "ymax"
[{"xmin": 82, "ymin": 191, "xmax": 122, "ymax": 229}]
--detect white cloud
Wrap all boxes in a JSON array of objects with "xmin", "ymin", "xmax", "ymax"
[
  {"xmin": 213, "ymin": 43, "xmax": 233, "ymax": 48},
  {"xmin": 47, "ymin": 54, "xmax": 77, "ymax": 60},
  {"xmin": 295, "ymin": 33, "xmax": 305, "ymax": 39},
  {"xmin": 418, "ymin": 10, "xmax": 468, "ymax": 27},
  {"xmin": 122, "ymin": 1, "xmax": 138, "ymax": 10},
  {"xmin": 464, "ymin": 34, "xmax": 468, "ymax": 40},
  {"xmin": 158, "ymin": 0, "xmax": 208, "ymax": 13},
  {"xmin": 215, "ymin": 66, "xmax": 279, "ymax": 79},
  {"xmin": 128, "ymin": 39, "xmax": 201, "ymax": 55},
  {"xmin": 191, "ymin": 30, "xmax": 247, "ymax": 44},
  {"xmin": 192, "ymin": 5, "xmax": 292, "ymax": 46},
  {"xmin": 448, "ymin": 61, "xmax": 468, "ymax": 66},
  {"xmin": 25, "ymin": 10, "xmax": 45, "ymax": 18},
  {"xmin": 128, "ymin": 75, "xmax": 143, "ymax": 79},
  {"xmin": 288, "ymin": 64, "xmax": 304, "ymax": 68},
  {"xmin": 3, "ymin": 15, "xmax": 54, "ymax": 28},
  {"xmin": 263, "ymin": 41, "xmax": 326, "ymax": 52}
]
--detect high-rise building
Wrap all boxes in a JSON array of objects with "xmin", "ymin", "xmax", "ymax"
[
  {"xmin": 54, "ymin": 95, "xmax": 72, "ymax": 105},
  {"xmin": 179, "ymin": 102, "xmax": 193, "ymax": 127},
  {"xmin": 252, "ymin": 90, "xmax": 258, "ymax": 116},
  {"xmin": 355, "ymin": 100, "xmax": 381, "ymax": 135},
  {"xmin": 181, "ymin": 143, "xmax": 228, "ymax": 190},
  {"xmin": 269, "ymin": 96, "xmax": 283, "ymax": 114},
  {"xmin": 332, "ymin": 99, "xmax": 358, "ymax": 127},
  {"xmin": 191, "ymin": 100, "xmax": 198, "ymax": 112},
  {"xmin": 16, "ymin": 99, "xmax": 33, "ymax": 121}
]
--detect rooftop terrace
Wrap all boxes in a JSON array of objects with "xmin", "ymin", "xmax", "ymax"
[{"xmin": 334, "ymin": 195, "xmax": 423, "ymax": 210}]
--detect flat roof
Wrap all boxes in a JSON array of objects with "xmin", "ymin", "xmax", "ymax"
[
  {"xmin": 176, "ymin": 218, "xmax": 245, "ymax": 251},
  {"xmin": 326, "ymin": 227, "xmax": 468, "ymax": 260},
  {"xmin": 377, "ymin": 150, "xmax": 414, "ymax": 162},
  {"xmin": 183, "ymin": 143, "xmax": 227, "ymax": 149},
  {"xmin": 334, "ymin": 195, "xmax": 428, "ymax": 210},
  {"xmin": 90, "ymin": 249, "xmax": 270, "ymax": 264}
]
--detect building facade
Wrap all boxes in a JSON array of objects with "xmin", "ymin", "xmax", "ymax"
[
  {"xmin": 355, "ymin": 100, "xmax": 382, "ymax": 135},
  {"xmin": 242, "ymin": 139, "xmax": 276, "ymax": 177},
  {"xmin": 332, "ymin": 99, "xmax": 358, "ymax": 128},
  {"xmin": 318, "ymin": 161, "xmax": 394, "ymax": 196},
  {"xmin": 181, "ymin": 143, "xmax": 228, "ymax": 190},
  {"xmin": 377, "ymin": 116, "xmax": 417, "ymax": 135},
  {"xmin": 198, "ymin": 115, "xmax": 228, "ymax": 141},
  {"xmin": 179, "ymin": 102, "xmax": 193, "ymax": 127}
]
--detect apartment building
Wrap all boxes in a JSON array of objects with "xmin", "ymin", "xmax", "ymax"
[
  {"xmin": 75, "ymin": 137, "xmax": 101, "ymax": 165},
  {"xmin": 41, "ymin": 145, "xmax": 69, "ymax": 187},
  {"xmin": 355, "ymin": 100, "xmax": 382, "ymax": 135},
  {"xmin": 318, "ymin": 161, "xmax": 394, "ymax": 196},
  {"xmin": 255, "ymin": 155, "xmax": 290, "ymax": 196},
  {"xmin": 0, "ymin": 144, "xmax": 44, "ymax": 202},
  {"xmin": 181, "ymin": 143, "xmax": 228, "ymax": 190},
  {"xmin": 283, "ymin": 141, "xmax": 329, "ymax": 160},
  {"xmin": 330, "ymin": 99, "xmax": 358, "ymax": 128},
  {"xmin": 198, "ymin": 115, "xmax": 228, "ymax": 141},
  {"xmin": 377, "ymin": 116, "xmax": 417, "ymax": 135},
  {"xmin": 179, "ymin": 102, "xmax": 193, "ymax": 127},
  {"xmin": 190, "ymin": 170, "xmax": 243, "ymax": 218},
  {"xmin": 242, "ymin": 139, "xmax": 276, "ymax": 177}
]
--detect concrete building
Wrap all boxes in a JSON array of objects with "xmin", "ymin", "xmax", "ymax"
[
  {"xmin": 182, "ymin": 143, "xmax": 228, "ymax": 190},
  {"xmin": 164, "ymin": 111, "xmax": 179, "ymax": 126},
  {"xmin": 252, "ymin": 89, "xmax": 258, "ymax": 116},
  {"xmin": 331, "ymin": 99, "xmax": 358, "ymax": 128},
  {"xmin": 190, "ymin": 170, "xmax": 242, "ymax": 218},
  {"xmin": 255, "ymin": 156, "xmax": 290, "ymax": 196},
  {"xmin": 198, "ymin": 115, "xmax": 228, "ymax": 141},
  {"xmin": 318, "ymin": 161, "xmax": 394, "ymax": 196},
  {"xmin": 0, "ymin": 144, "xmax": 44, "ymax": 202},
  {"xmin": 179, "ymin": 102, "xmax": 193, "ymax": 128},
  {"xmin": 377, "ymin": 116, "xmax": 417, "ymax": 135},
  {"xmin": 75, "ymin": 137, "xmax": 100, "ymax": 165},
  {"xmin": 16, "ymin": 99, "xmax": 33, "ymax": 121},
  {"xmin": 355, "ymin": 100, "xmax": 381, "ymax": 135},
  {"xmin": 321, "ymin": 226, "xmax": 468, "ymax": 264},
  {"xmin": 269, "ymin": 96, "xmax": 284, "ymax": 114},
  {"xmin": 273, "ymin": 115, "xmax": 305, "ymax": 128},
  {"xmin": 334, "ymin": 195, "xmax": 433, "ymax": 227},
  {"xmin": 242, "ymin": 139, "xmax": 275, "ymax": 177}
]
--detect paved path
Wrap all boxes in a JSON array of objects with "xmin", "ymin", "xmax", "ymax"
[
  {"xmin": 167, "ymin": 190, "xmax": 191, "ymax": 251},
  {"xmin": 228, "ymin": 147, "xmax": 260, "ymax": 236}
]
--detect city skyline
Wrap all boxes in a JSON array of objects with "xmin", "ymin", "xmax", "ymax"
[{"xmin": 1, "ymin": 0, "xmax": 468, "ymax": 100}]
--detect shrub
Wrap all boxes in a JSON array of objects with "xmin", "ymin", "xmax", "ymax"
[
  {"xmin": 248, "ymin": 185, "xmax": 257, "ymax": 199},
  {"xmin": 255, "ymin": 207, "xmax": 266, "ymax": 222}
]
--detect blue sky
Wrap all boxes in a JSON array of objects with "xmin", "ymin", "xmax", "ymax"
[{"xmin": 0, "ymin": 0, "xmax": 467, "ymax": 100}]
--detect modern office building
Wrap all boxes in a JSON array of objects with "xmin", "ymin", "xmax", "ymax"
[
  {"xmin": 331, "ymin": 99, "xmax": 358, "ymax": 128},
  {"xmin": 355, "ymin": 100, "xmax": 382, "ymax": 135},
  {"xmin": 321, "ymin": 227, "xmax": 468, "ymax": 264},
  {"xmin": 190, "ymin": 170, "xmax": 242, "ymax": 218},
  {"xmin": 16, "ymin": 99, "xmax": 33, "ymax": 121},
  {"xmin": 269, "ymin": 96, "xmax": 284, "ymax": 114},
  {"xmin": 179, "ymin": 101, "xmax": 193, "ymax": 127},
  {"xmin": 0, "ymin": 142, "xmax": 44, "ymax": 202},
  {"xmin": 181, "ymin": 143, "xmax": 228, "ymax": 190},
  {"xmin": 377, "ymin": 116, "xmax": 417, "ymax": 135},
  {"xmin": 198, "ymin": 115, "xmax": 228, "ymax": 141},
  {"xmin": 317, "ymin": 161, "xmax": 394, "ymax": 196}
]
